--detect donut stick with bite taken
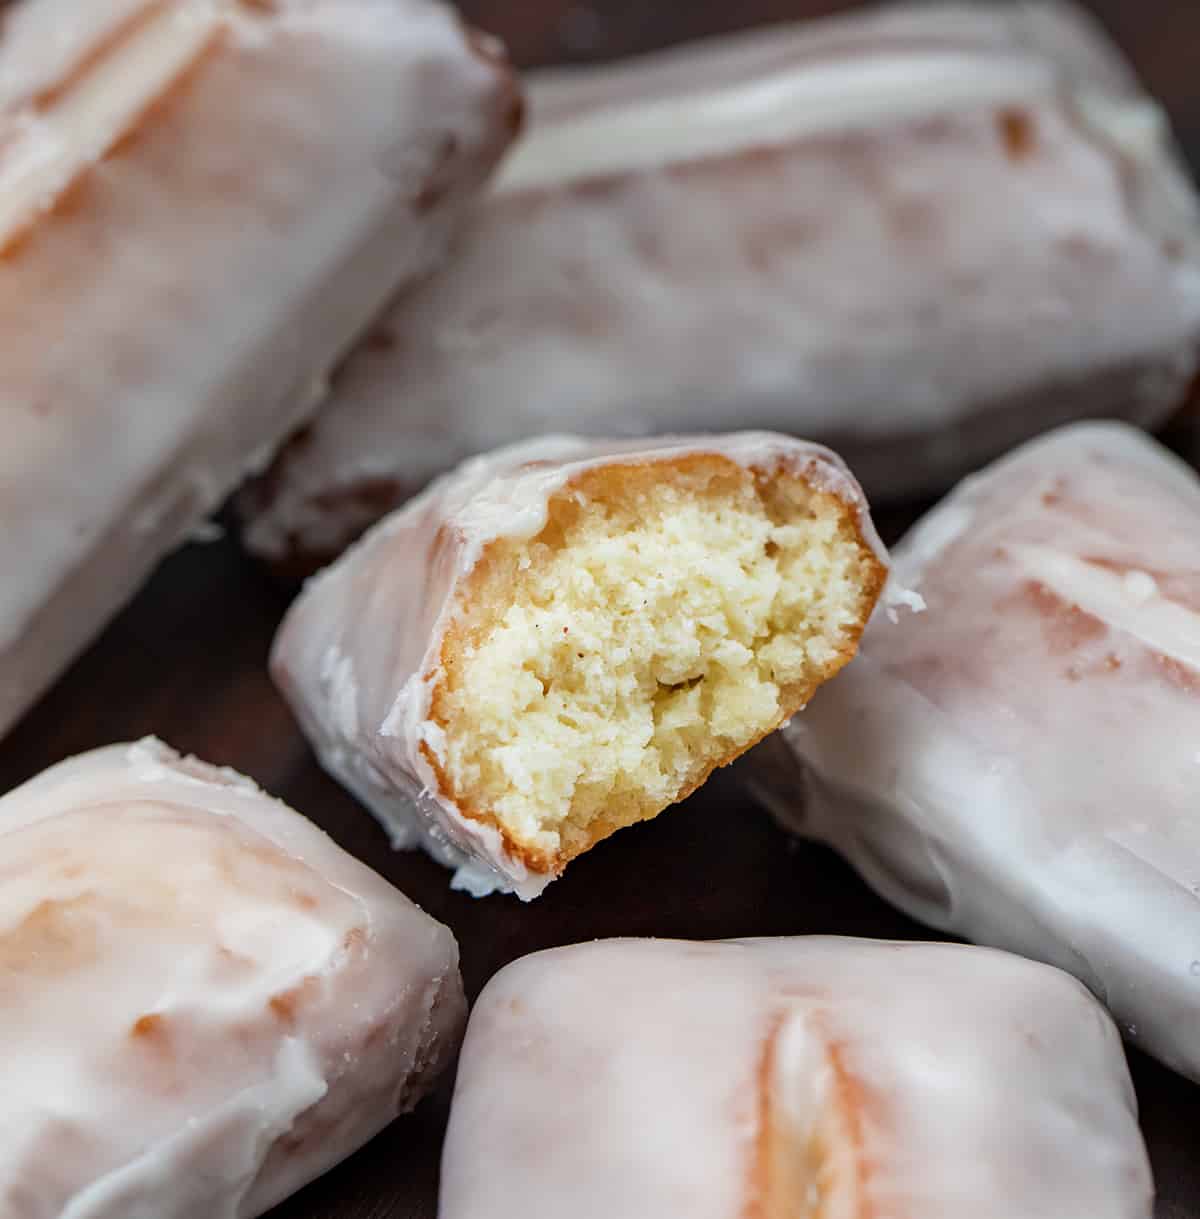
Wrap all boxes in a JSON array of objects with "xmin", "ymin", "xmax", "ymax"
[
  {"xmin": 753, "ymin": 421, "xmax": 1200, "ymax": 1081},
  {"xmin": 0, "ymin": 738, "xmax": 465, "ymax": 1219},
  {"xmin": 240, "ymin": 0, "xmax": 1200, "ymax": 574},
  {"xmin": 440, "ymin": 937, "xmax": 1152, "ymax": 1219},
  {"xmin": 0, "ymin": 0, "xmax": 519, "ymax": 739},
  {"xmin": 271, "ymin": 433, "xmax": 893, "ymax": 899}
]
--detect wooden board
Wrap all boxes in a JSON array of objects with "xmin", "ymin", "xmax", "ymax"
[{"xmin": 2, "ymin": 1, "xmax": 1197, "ymax": 1215}]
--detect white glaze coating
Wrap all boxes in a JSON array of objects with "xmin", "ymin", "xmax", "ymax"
[
  {"xmin": 494, "ymin": 50, "xmax": 1052, "ymax": 193},
  {"xmin": 0, "ymin": 0, "xmax": 518, "ymax": 738},
  {"xmin": 440, "ymin": 936, "xmax": 1152, "ymax": 1219},
  {"xmin": 271, "ymin": 432, "xmax": 889, "ymax": 900},
  {"xmin": 240, "ymin": 0, "xmax": 1200, "ymax": 569},
  {"xmin": 0, "ymin": 738, "xmax": 465, "ymax": 1218},
  {"xmin": 0, "ymin": 0, "xmax": 159, "ymax": 110},
  {"xmin": 758, "ymin": 421, "xmax": 1200, "ymax": 1080}
]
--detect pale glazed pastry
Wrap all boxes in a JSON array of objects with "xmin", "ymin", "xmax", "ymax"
[
  {"xmin": 271, "ymin": 432, "xmax": 894, "ymax": 899},
  {"xmin": 0, "ymin": 737, "xmax": 465, "ymax": 1219},
  {"xmin": 755, "ymin": 421, "xmax": 1200, "ymax": 1081},
  {"xmin": 0, "ymin": 0, "xmax": 519, "ymax": 738},
  {"xmin": 240, "ymin": 0, "xmax": 1200, "ymax": 573},
  {"xmin": 440, "ymin": 937, "xmax": 1152, "ymax": 1219}
]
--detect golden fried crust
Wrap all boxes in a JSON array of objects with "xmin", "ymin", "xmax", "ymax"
[{"xmin": 422, "ymin": 453, "xmax": 886, "ymax": 876}]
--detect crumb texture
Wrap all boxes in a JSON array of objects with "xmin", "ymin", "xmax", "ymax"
[{"xmin": 432, "ymin": 458, "xmax": 880, "ymax": 868}]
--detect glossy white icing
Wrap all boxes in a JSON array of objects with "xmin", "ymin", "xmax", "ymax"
[
  {"xmin": 240, "ymin": 0, "xmax": 1200, "ymax": 569},
  {"xmin": 1010, "ymin": 542, "xmax": 1200, "ymax": 668},
  {"xmin": 0, "ymin": 2, "xmax": 217, "ymax": 246},
  {"xmin": 758, "ymin": 421, "xmax": 1200, "ymax": 1080},
  {"xmin": 440, "ymin": 937, "xmax": 1152, "ymax": 1219},
  {"xmin": 0, "ymin": 0, "xmax": 158, "ymax": 110},
  {"xmin": 0, "ymin": 738, "xmax": 465, "ymax": 1218},
  {"xmin": 494, "ymin": 50, "xmax": 1052, "ymax": 192},
  {"xmin": 0, "ymin": 0, "xmax": 518, "ymax": 737},
  {"xmin": 271, "ymin": 432, "xmax": 887, "ymax": 900}
]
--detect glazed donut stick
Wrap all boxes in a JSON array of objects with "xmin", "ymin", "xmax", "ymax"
[
  {"xmin": 240, "ymin": 0, "xmax": 1200, "ymax": 573},
  {"xmin": 0, "ymin": 738, "xmax": 465, "ymax": 1219},
  {"xmin": 271, "ymin": 433, "xmax": 894, "ymax": 899},
  {"xmin": 754, "ymin": 421, "xmax": 1200, "ymax": 1080},
  {"xmin": 440, "ymin": 937, "xmax": 1152, "ymax": 1219},
  {"xmin": 0, "ymin": 0, "xmax": 519, "ymax": 739}
]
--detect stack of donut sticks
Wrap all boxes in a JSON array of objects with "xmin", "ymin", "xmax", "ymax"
[{"xmin": 3, "ymin": 1, "xmax": 1200, "ymax": 1215}]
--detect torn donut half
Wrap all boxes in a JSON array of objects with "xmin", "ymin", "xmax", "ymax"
[
  {"xmin": 439, "ymin": 937, "xmax": 1152, "ymax": 1219},
  {"xmin": 271, "ymin": 433, "xmax": 891, "ymax": 898},
  {"xmin": 753, "ymin": 420, "xmax": 1200, "ymax": 1081},
  {"xmin": 0, "ymin": 738, "xmax": 465, "ymax": 1219}
]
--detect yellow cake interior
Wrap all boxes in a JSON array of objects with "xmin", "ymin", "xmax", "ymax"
[{"xmin": 427, "ymin": 455, "xmax": 883, "ymax": 872}]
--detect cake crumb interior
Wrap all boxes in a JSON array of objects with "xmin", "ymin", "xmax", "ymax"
[{"xmin": 430, "ymin": 457, "xmax": 880, "ymax": 868}]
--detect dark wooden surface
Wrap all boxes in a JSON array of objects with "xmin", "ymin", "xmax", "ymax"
[{"xmin": 3, "ymin": 1, "xmax": 1198, "ymax": 1215}]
